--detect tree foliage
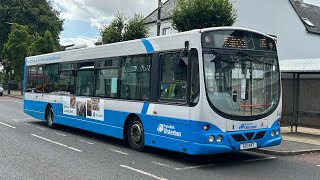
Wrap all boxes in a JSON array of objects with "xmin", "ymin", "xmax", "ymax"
[
  {"xmin": 172, "ymin": 0, "xmax": 237, "ymax": 32},
  {"xmin": 101, "ymin": 12, "xmax": 148, "ymax": 44},
  {"xmin": 0, "ymin": 0, "xmax": 63, "ymax": 59},
  {"xmin": 123, "ymin": 13, "xmax": 148, "ymax": 41},
  {"xmin": 102, "ymin": 13, "xmax": 125, "ymax": 44},
  {"xmin": 3, "ymin": 24, "xmax": 31, "ymax": 81},
  {"xmin": 29, "ymin": 30, "xmax": 55, "ymax": 56}
]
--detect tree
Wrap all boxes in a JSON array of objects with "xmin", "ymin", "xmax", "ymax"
[
  {"xmin": 102, "ymin": 12, "xmax": 125, "ymax": 44},
  {"xmin": 3, "ymin": 24, "xmax": 31, "ymax": 94},
  {"xmin": 172, "ymin": 0, "xmax": 237, "ymax": 32},
  {"xmin": 123, "ymin": 13, "xmax": 149, "ymax": 41},
  {"xmin": 29, "ymin": 30, "xmax": 55, "ymax": 56},
  {"xmin": 101, "ymin": 12, "xmax": 148, "ymax": 44},
  {"xmin": 0, "ymin": 0, "xmax": 63, "ymax": 59}
]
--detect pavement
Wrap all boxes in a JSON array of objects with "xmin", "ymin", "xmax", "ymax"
[{"xmin": 3, "ymin": 90, "xmax": 320, "ymax": 156}]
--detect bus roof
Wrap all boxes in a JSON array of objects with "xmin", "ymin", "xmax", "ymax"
[{"xmin": 25, "ymin": 26, "xmax": 274, "ymax": 66}]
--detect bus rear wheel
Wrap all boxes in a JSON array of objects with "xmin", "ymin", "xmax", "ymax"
[
  {"xmin": 45, "ymin": 106, "xmax": 55, "ymax": 128},
  {"xmin": 127, "ymin": 117, "xmax": 144, "ymax": 151}
]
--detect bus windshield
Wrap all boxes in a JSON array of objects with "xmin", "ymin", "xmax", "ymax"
[{"xmin": 203, "ymin": 49, "xmax": 280, "ymax": 117}]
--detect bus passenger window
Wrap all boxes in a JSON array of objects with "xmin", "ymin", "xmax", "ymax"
[
  {"xmin": 36, "ymin": 66, "xmax": 44, "ymax": 93},
  {"xmin": 160, "ymin": 52, "xmax": 187, "ymax": 101},
  {"xmin": 59, "ymin": 71, "xmax": 75, "ymax": 95},
  {"xmin": 44, "ymin": 64, "xmax": 59, "ymax": 93},
  {"xmin": 120, "ymin": 55, "xmax": 151, "ymax": 100}
]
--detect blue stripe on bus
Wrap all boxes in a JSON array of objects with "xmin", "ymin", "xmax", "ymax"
[
  {"xmin": 23, "ymin": 99, "xmax": 282, "ymax": 155},
  {"xmin": 140, "ymin": 38, "xmax": 154, "ymax": 53},
  {"xmin": 141, "ymin": 102, "xmax": 149, "ymax": 114}
]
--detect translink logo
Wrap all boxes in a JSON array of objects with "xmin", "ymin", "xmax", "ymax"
[
  {"xmin": 239, "ymin": 123, "xmax": 257, "ymax": 130},
  {"xmin": 157, "ymin": 124, "xmax": 182, "ymax": 137}
]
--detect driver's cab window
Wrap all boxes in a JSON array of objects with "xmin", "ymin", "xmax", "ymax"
[{"xmin": 160, "ymin": 52, "xmax": 188, "ymax": 101}]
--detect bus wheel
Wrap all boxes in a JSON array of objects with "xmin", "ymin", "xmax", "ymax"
[
  {"xmin": 127, "ymin": 117, "xmax": 144, "ymax": 151},
  {"xmin": 45, "ymin": 106, "xmax": 55, "ymax": 128}
]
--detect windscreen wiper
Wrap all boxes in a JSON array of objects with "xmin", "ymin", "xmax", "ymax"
[
  {"xmin": 237, "ymin": 50, "xmax": 275, "ymax": 66},
  {"xmin": 208, "ymin": 48, "xmax": 239, "ymax": 63}
]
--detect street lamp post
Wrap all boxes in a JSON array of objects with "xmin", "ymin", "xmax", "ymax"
[
  {"xmin": 3, "ymin": 22, "xmax": 13, "ymax": 95},
  {"xmin": 157, "ymin": 0, "xmax": 162, "ymax": 36}
]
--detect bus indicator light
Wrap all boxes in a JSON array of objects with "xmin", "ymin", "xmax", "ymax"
[{"xmin": 203, "ymin": 124, "xmax": 210, "ymax": 131}]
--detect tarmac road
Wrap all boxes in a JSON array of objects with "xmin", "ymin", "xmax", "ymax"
[{"xmin": 0, "ymin": 96, "xmax": 319, "ymax": 180}]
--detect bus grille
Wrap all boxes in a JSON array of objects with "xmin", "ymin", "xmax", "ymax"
[
  {"xmin": 231, "ymin": 134, "xmax": 247, "ymax": 142},
  {"xmin": 244, "ymin": 132, "xmax": 255, "ymax": 140},
  {"xmin": 231, "ymin": 131, "xmax": 267, "ymax": 142},
  {"xmin": 253, "ymin": 131, "xmax": 266, "ymax": 140}
]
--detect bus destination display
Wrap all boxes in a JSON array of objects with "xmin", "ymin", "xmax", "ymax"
[{"xmin": 202, "ymin": 30, "xmax": 276, "ymax": 51}]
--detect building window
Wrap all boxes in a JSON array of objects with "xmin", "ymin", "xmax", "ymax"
[{"xmin": 163, "ymin": 27, "xmax": 171, "ymax": 35}]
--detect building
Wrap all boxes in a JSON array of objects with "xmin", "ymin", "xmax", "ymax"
[
  {"xmin": 144, "ymin": 0, "xmax": 178, "ymax": 37},
  {"xmin": 144, "ymin": 0, "xmax": 320, "ymax": 60}
]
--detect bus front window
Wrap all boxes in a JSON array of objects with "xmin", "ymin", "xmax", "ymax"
[{"xmin": 203, "ymin": 51, "xmax": 280, "ymax": 117}]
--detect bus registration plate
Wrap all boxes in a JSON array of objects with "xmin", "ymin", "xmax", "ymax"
[{"xmin": 240, "ymin": 142, "xmax": 257, "ymax": 150}]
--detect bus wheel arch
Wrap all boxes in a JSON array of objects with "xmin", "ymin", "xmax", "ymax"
[
  {"xmin": 123, "ymin": 114, "xmax": 145, "ymax": 151},
  {"xmin": 45, "ymin": 104, "xmax": 55, "ymax": 128}
]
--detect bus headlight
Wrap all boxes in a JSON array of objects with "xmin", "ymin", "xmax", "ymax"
[
  {"xmin": 276, "ymin": 129, "xmax": 280, "ymax": 135},
  {"xmin": 216, "ymin": 135, "xmax": 223, "ymax": 143},
  {"xmin": 208, "ymin": 135, "xmax": 214, "ymax": 143},
  {"xmin": 271, "ymin": 130, "xmax": 276, "ymax": 137}
]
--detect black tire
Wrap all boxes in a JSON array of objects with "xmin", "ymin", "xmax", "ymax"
[
  {"xmin": 45, "ymin": 107, "xmax": 55, "ymax": 128},
  {"xmin": 0, "ymin": 93, "xmax": 2, "ymax": 96},
  {"xmin": 126, "ymin": 117, "xmax": 144, "ymax": 151}
]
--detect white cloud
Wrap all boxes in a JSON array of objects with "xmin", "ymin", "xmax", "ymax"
[
  {"xmin": 60, "ymin": 36, "xmax": 98, "ymax": 47},
  {"xmin": 51, "ymin": 0, "xmax": 159, "ymax": 30}
]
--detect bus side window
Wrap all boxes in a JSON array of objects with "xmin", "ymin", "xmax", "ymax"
[
  {"xmin": 26, "ymin": 66, "xmax": 37, "ymax": 92},
  {"xmin": 36, "ymin": 66, "xmax": 44, "ymax": 93},
  {"xmin": 160, "ymin": 52, "xmax": 188, "ymax": 101},
  {"xmin": 120, "ymin": 55, "xmax": 151, "ymax": 100},
  {"xmin": 44, "ymin": 64, "xmax": 59, "ymax": 93},
  {"xmin": 190, "ymin": 48, "xmax": 200, "ymax": 104}
]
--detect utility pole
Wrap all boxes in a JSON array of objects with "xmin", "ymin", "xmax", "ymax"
[{"xmin": 157, "ymin": 0, "xmax": 162, "ymax": 36}]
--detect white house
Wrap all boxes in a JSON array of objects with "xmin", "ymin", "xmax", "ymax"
[{"xmin": 144, "ymin": 0, "xmax": 320, "ymax": 60}]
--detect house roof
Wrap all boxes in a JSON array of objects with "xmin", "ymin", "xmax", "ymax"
[
  {"xmin": 144, "ymin": 0, "xmax": 176, "ymax": 24},
  {"xmin": 289, "ymin": 0, "xmax": 320, "ymax": 35}
]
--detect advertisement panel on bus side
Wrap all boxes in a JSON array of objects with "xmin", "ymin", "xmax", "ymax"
[{"xmin": 63, "ymin": 96, "xmax": 104, "ymax": 121}]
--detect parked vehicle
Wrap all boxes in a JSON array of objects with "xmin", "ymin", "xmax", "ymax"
[{"xmin": 0, "ymin": 84, "xmax": 3, "ymax": 96}]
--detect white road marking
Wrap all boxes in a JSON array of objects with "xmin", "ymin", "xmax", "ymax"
[
  {"xmin": 120, "ymin": 165, "xmax": 167, "ymax": 180},
  {"xmin": 175, "ymin": 164, "xmax": 216, "ymax": 170},
  {"xmin": 109, "ymin": 148, "xmax": 128, "ymax": 155},
  {"xmin": 151, "ymin": 161, "xmax": 176, "ymax": 169},
  {"xmin": 12, "ymin": 118, "xmax": 34, "ymax": 121},
  {"xmin": 152, "ymin": 161, "xmax": 216, "ymax": 171},
  {"xmin": 36, "ymin": 127, "xmax": 47, "ymax": 131},
  {"xmin": 0, "ymin": 122, "xmax": 16, "ymax": 129},
  {"xmin": 23, "ymin": 123, "xmax": 31, "ymax": 126},
  {"xmin": 31, "ymin": 134, "xmax": 82, "ymax": 152},
  {"xmin": 55, "ymin": 133, "xmax": 67, "ymax": 137},
  {"xmin": 244, "ymin": 156, "xmax": 276, "ymax": 162},
  {"xmin": 0, "ymin": 100, "xmax": 23, "ymax": 104},
  {"xmin": 79, "ymin": 139, "xmax": 94, "ymax": 145},
  {"xmin": 317, "ymin": 165, "xmax": 320, "ymax": 167}
]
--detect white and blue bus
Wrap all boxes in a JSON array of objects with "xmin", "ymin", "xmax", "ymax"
[{"xmin": 24, "ymin": 27, "xmax": 282, "ymax": 155}]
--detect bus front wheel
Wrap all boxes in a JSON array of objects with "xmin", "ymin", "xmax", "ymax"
[
  {"xmin": 45, "ymin": 106, "xmax": 55, "ymax": 128},
  {"xmin": 127, "ymin": 117, "xmax": 144, "ymax": 151}
]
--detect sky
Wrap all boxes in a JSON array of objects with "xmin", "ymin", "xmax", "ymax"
[
  {"xmin": 50, "ymin": 0, "xmax": 320, "ymax": 48},
  {"xmin": 50, "ymin": 0, "xmax": 162, "ymax": 47},
  {"xmin": 305, "ymin": 0, "xmax": 320, "ymax": 6}
]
